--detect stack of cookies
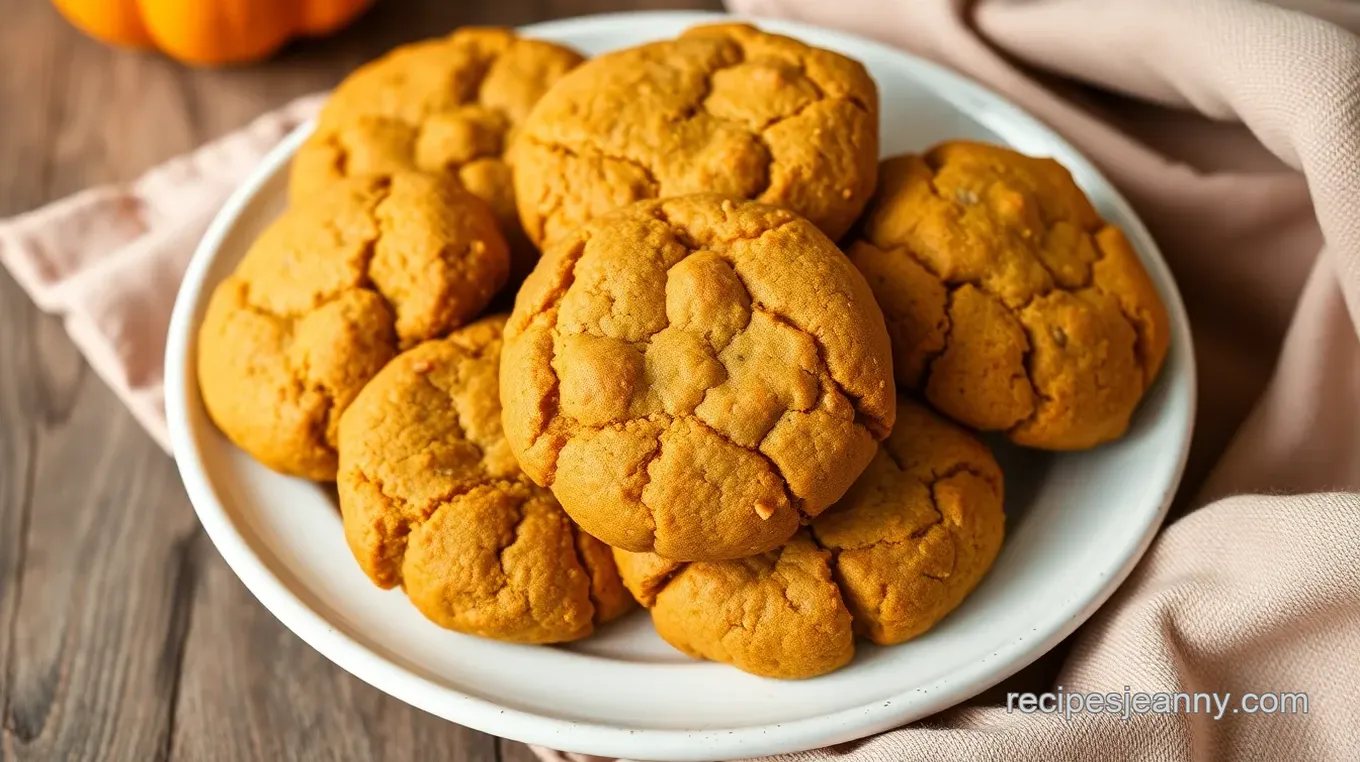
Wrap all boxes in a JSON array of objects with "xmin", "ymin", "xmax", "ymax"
[{"xmin": 198, "ymin": 22, "xmax": 1170, "ymax": 679}]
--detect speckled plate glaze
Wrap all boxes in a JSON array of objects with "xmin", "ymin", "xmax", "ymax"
[{"xmin": 165, "ymin": 11, "xmax": 1196, "ymax": 761}]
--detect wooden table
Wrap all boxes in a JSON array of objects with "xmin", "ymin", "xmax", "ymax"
[{"xmin": 0, "ymin": 1, "xmax": 719, "ymax": 759}]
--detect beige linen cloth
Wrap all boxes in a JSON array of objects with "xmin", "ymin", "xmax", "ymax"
[{"xmin": 2, "ymin": 0, "xmax": 1359, "ymax": 759}]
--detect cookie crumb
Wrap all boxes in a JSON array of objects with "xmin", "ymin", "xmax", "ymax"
[{"xmin": 754, "ymin": 500, "xmax": 776, "ymax": 520}]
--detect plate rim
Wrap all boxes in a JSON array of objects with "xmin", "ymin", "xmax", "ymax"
[{"xmin": 164, "ymin": 9, "xmax": 1198, "ymax": 761}]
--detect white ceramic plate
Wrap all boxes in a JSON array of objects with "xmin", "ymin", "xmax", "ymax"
[{"xmin": 165, "ymin": 11, "xmax": 1196, "ymax": 762}]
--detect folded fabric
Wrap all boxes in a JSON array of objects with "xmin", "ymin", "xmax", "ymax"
[{"xmin": 2, "ymin": 1, "xmax": 1359, "ymax": 760}]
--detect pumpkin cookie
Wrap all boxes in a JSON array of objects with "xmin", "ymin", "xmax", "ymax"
[
  {"xmin": 337, "ymin": 315, "xmax": 631, "ymax": 643},
  {"xmin": 513, "ymin": 22, "xmax": 878, "ymax": 248},
  {"xmin": 614, "ymin": 399, "xmax": 1005, "ymax": 679},
  {"xmin": 501, "ymin": 194, "xmax": 895, "ymax": 562},
  {"xmin": 848, "ymin": 142, "xmax": 1171, "ymax": 449},
  {"xmin": 198, "ymin": 173, "xmax": 509, "ymax": 480},
  {"xmin": 290, "ymin": 27, "xmax": 584, "ymax": 279}
]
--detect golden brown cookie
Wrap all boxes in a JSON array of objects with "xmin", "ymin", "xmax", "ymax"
[
  {"xmin": 198, "ymin": 173, "xmax": 509, "ymax": 480},
  {"xmin": 615, "ymin": 399, "xmax": 1005, "ymax": 679},
  {"xmin": 501, "ymin": 194, "xmax": 895, "ymax": 562},
  {"xmin": 337, "ymin": 315, "xmax": 631, "ymax": 643},
  {"xmin": 848, "ymin": 142, "xmax": 1171, "ymax": 449},
  {"xmin": 290, "ymin": 27, "xmax": 584, "ymax": 279},
  {"xmin": 512, "ymin": 22, "xmax": 878, "ymax": 249}
]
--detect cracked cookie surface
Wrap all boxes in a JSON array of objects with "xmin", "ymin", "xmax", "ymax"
[
  {"xmin": 198, "ymin": 173, "xmax": 509, "ymax": 480},
  {"xmin": 613, "ymin": 398, "xmax": 1004, "ymax": 679},
  {"xmin": 289, "ymin": 27, "xmax": 583, "ymax": 280},
  {"xmin": 337, "ymin": 315, "xmax": 632, "ymax": 643},
  {"xmin": 501, "ymin": 194, "xmax": 896, "ymax": 562},
  {"xmin": 848, "ymin": 142, "xmax": 1171, "ymax": 449},
  {"xmin": 512, "ymin": 22, "xmax": 878, "ymax": 249}
]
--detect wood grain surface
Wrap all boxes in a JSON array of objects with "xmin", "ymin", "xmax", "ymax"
[{"xmin": 0, "ymin": 1, "xmax": 720, "ymax": 760}]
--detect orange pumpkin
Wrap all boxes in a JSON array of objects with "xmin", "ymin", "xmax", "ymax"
[{"xmin": 52, "ymin": 0, "xmax": 374, "ymax": 66}]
